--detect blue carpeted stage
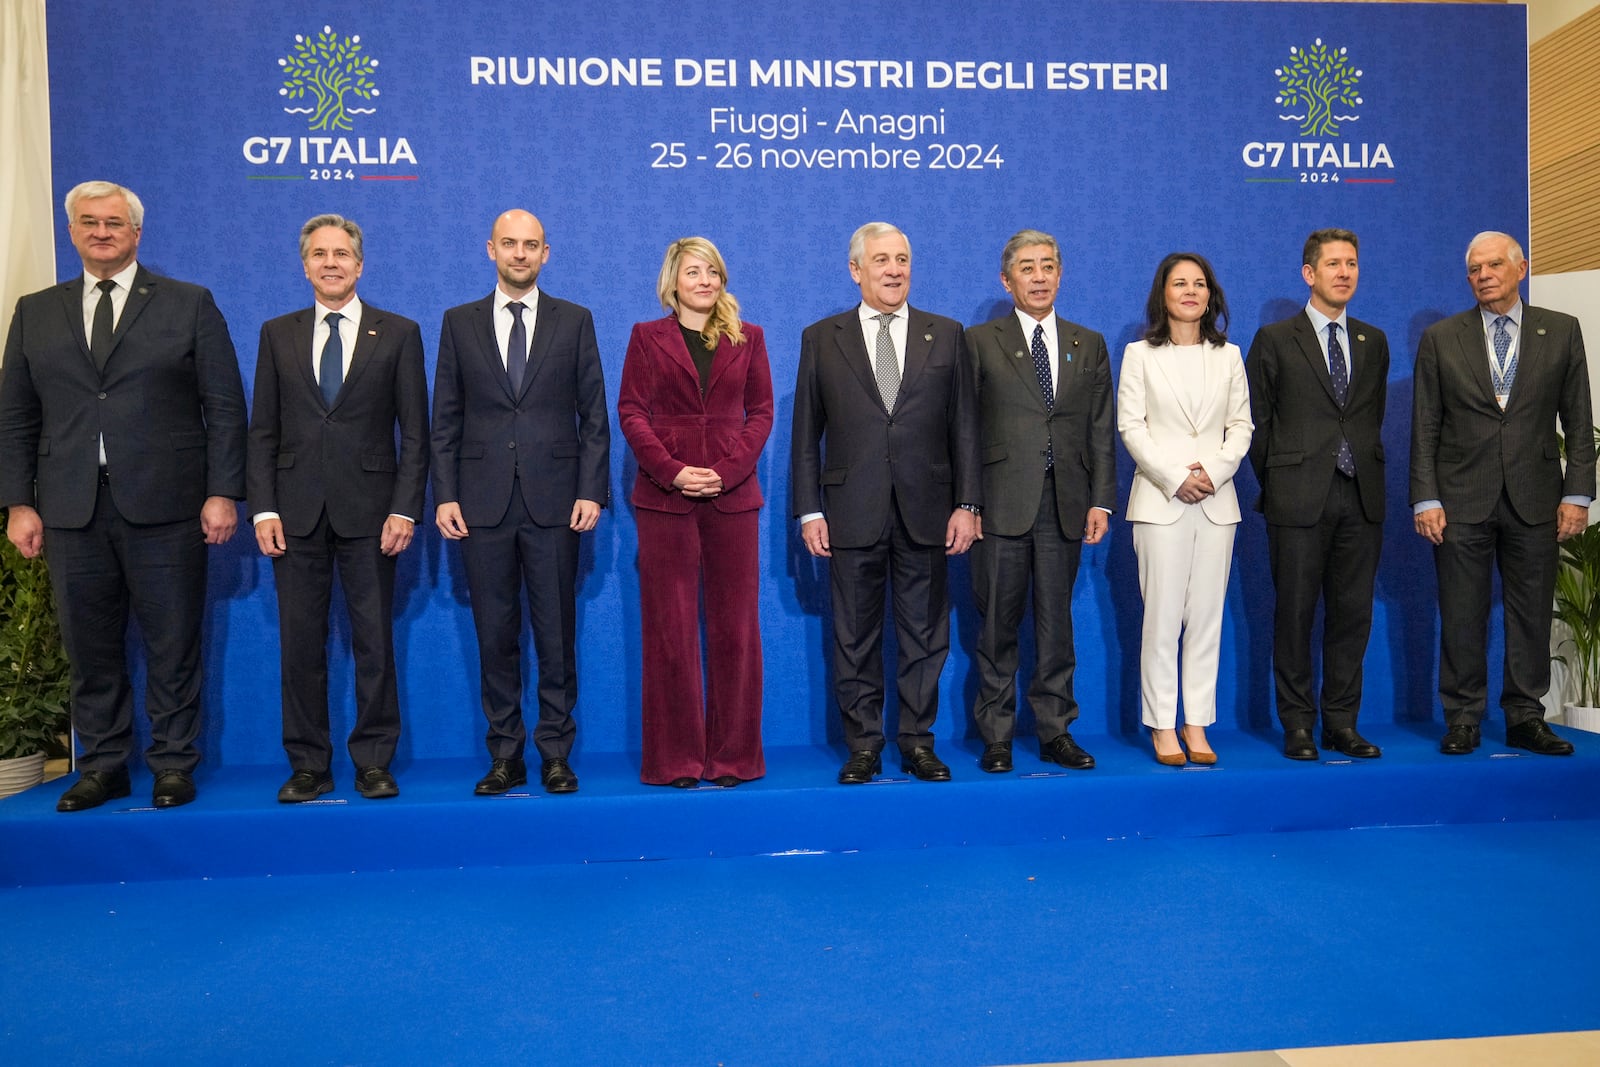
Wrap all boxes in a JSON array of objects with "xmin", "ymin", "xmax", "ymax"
[{"xmin": 4, "ymin": 727, "xmax": 1600, "ymax": 1065}]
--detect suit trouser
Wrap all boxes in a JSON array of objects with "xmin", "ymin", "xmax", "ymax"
[
  {"xmin": 829, "ymin": 499, "xmax": 948, "ymax": 755},
  {"xmin": 1266, "ymin": 475, "xmax": 1381, "ymax": 732},
  {"xmin": 274, "ymin": 511, "xmax": 401, "ymax": 773},
  {"xmin": 971, "ymin": 468, "xmax": 1083, "ymax": 745},
  {"xmin": 460, "ymin": 485, "xmax": 579, "ymax": 762},
  {"xmin": 1132, "ymin": 507, "xmax": 1236, "ymax": 730},
  {"xmin": 635, "ymin": 505, "xmax": 765, "ymax": 784},
  {"xmin": 1434, "ymin": 490, "xmax": 1559, "ymax": 728},
  {"xmin": 46, "ymin": 479, "xmax": 207, "ymax": 773}
]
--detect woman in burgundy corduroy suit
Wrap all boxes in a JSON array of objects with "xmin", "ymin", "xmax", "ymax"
[{"xmin": 618, "ymin": 237, "xmax": 773, "ymax": 787}]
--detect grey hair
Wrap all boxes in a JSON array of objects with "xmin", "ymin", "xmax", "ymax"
[
  {"xmin": 848, "ymin": 221, "xmax": 909, "ymax": 266},
  {"xmin": 1465, "ymin": 230, "xmax": 1524, "ymax": 267},
  {"xmin": 1000, "ymin": 229, "xmax": 1060, "ymax": 274},
  {"xmin": 65, "ymin": 181, "xmax": 144, "ymax": 229},
  {"xmin": 299, "ymin": 214, "xmax": 364, "ymax": 262}
]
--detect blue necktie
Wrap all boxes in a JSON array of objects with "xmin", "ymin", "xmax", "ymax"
[
  {"xmin": 319, "ymin": 312, "xmax": 343, "ymax": 408},
  {"xmin": 1031, "ymin": 323, "xmax": 1054, "ymax": 470},
  {"xmin": 1327, "ymin": 323, "xmax": 1354, "ymax": 477},
  {"xmin": 1491, "ymin": 315, "xmax": 1516, "ymax": 401},
  {"xmin": 507, "ymin": 301, "xmax": 528, "ymax": 393}
]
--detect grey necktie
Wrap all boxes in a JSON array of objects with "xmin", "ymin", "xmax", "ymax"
[
  {"xmin": 1327, "ymin": 323, "xmax": 1354, "ymax": 477},
  {"xmin": 507, "ymin": 301, "xmax": 528, "ymax": 393},
  {"xmin": 90, "ymin": 279, "xmax": 116, "ymax": 370},
  {"xmin": 873, "ymin": 312, "xmax": 899, "ymax": 412},
  {"xmin": 319, "ymin": 312, "xmax": 343, "ymax": 408}
]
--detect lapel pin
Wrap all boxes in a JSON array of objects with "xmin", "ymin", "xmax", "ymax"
[
  {"xmin": 137, "ymin": 287, "xmax": 149, "ymax": 295},
  {"xmin": 1072, "ymin": 338, "xmax": 1080, "ymax": 346},
  {"xmin": 368, "ymin": 329, "xmax": 378, "ymax": 336},
  {"xmin": 924, "ymin": 332, "xmax": 933, "ymax": 342},
  {"xmin": 1356, "ymin": 333, "xmax": 1366, "ymax": 342},
  {"xmin": 1537, "ymin": 328, "xmax": 1547, "ymax": 336},
  {"xmin": 1013, "ymin": 350, "xmax": 1026, "ymax": 359}
]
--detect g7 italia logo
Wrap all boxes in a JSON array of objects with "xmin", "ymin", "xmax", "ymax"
[
  {"xmin": 241, "ymin": 26, "xmax": 418, "ymax": 182},
  {"xmin": 1242, "ymin": 38, "xmax": 1393, "ymax": 185}
]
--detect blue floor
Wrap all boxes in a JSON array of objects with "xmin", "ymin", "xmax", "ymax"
[
  {"xmin": 3, "ymin": 820, "xmax": 1599, "ymax": 1065},
  {"xmin": 5, "ymin": 727, "xmax": 1600, "ymax": 1064}
]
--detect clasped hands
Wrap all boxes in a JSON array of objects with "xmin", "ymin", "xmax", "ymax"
[
  {"xmin": 1174, "ymin": 463, "xmax": 1215, "ymax": 505},
  {"xmin": 674, "ymin": 465, "xmax": 723, "ymax": 499}
]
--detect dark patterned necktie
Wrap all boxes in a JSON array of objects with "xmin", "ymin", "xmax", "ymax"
[
  {"xmin": 1032, "ymin": 323, "xmax": 1054, "ymax": 470},
  {"xmin": 507, "ymin": 301, "xmax": 528, "ymax": 393},
  {"xmin": 1491, "ymin": 315, "xmax": 1515, "ymax": 402},
  {"xmin": 1327, "ymin": 323, "xmax": 1354, "ymax": 476},
  {"xmin": 873, "ymin": 312, "xmax": 899, "ymax": 412},
  {"xmin": 320, "ymin": 312, "xmax": 343, "ymax": 408}
]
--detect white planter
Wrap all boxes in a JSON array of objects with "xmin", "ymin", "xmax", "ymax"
[
  {"xmin": 0, "ymin": 752, "xmax": 46, "ymax": 798},
  {"xmin": 1562, "ymin": 704, "xmax": 1600, "ymax": 734}
]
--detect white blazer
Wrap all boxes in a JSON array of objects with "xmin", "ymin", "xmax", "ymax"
[{"xmin": 1117, "ymin": 338, "xmax": 1254, "ymax": 525}]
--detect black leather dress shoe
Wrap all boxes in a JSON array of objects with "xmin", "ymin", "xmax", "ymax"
[
  {"xmin": 668, "ymin": 776, "xmax": 698, "ymax": 789},
  {"xmin": 475, "ymin": 758, "xmax": 528, "ymax": 795},
  {"xmin": 901, "ymin": 746, "xmax": 951, "ymax": 781},
  {"xmin": 1321, "ymin": 727, "xmax": 1381, "ymax": 759},
  {"xmin": 837, "ymin": 750, "xmax": 881, "ymax": 785},
  {"xmin": 1440, "ymin": 724, "xmax": 1481, "ymax": 755},
  {"xmin": 541, "ymin": 758, "xmax": 579, "ymax": 794},
  {"xmin": 1283, "ymin": 728, "xmax": 1319, "ymax": 761},
  {"xmin": 278, "ymin": 769, "xmax": 334, "ymax": 803},
  {"xmin": 978, "ymin": 742, "xmax": 1013, "ymax": 773},
  {"xmin": 355, "ymin": 766, "xmax": 400, "ymax": 798},
  {"xmin": 1506, "ymin": 719, "xmax": 1575, "ymax": 756},
  {"xmin": 711, "ymin": 775, "xmax": 742, "ymax": 788},
  {"xmin": 56, "ymin": 768, "xmax": 132, "ymax": 812},
  {"xmin": 152, "ymin": 770, "xmax": 196, "ymax": 809},
  {"xmin": 1040, "ymin": 732, "xmax": 1095, "ymax": 770}
]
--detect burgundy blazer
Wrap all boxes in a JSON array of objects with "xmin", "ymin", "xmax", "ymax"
[{"xmin": 617, "ymin": 316, "xmax": 773, "ymax": 514}]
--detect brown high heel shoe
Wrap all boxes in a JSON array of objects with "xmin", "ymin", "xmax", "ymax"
[
  {"xmin": 1151, "ymin": 728, "xmax": 1187, "ymax": 767},
  {"xmin": 1181, "ymin": 725, "xmax": 1217, "ymax": 765}
]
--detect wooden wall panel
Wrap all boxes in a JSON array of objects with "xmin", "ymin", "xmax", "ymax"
[{"xmin": 1532, "ymin": 6, "xmax": 1600, "ymax": 273}]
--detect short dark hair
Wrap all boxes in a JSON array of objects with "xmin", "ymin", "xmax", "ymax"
[
  {"xmin": 1143, "ymin": 252, "xmax": 1229, "ymax": 347},
  {"xmin": 1302, "ymin": 228, "xmax": 1359, "ymax": 268}
]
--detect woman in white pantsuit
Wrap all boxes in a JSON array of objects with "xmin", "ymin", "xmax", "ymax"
[{"xmin": 1117, "ymin": 253, "xmax": 1253, "ymax": 765}]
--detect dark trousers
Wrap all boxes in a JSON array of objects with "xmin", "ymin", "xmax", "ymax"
[
  {"xmin": 636, "ymin": 505, "xmax": 764, "ymax": 784},
  {"xmin": 1434, "ymin": 490, "xmax": 1559, "ymax": 728},
  {"xmin": 1266, "ymin": 475, "xmax": 1381, "ymax": 732},
  {"xmin": 971, "ymin": 469, "xmax": 1082, "ymax": 745},
  {"xmin": 46, "ymin": 479, "xmax": 207, "ymax": 773},
  {"xmin": 460, "ymin": 485, "xmax": 579, "ymax": 762},
  {"xmin": 274, "ymin": 511, "xmax": 400, "ymax": 772},
  {"xmin": 829, "ymin": 497, "xmax": 949, "ymax": 756}
]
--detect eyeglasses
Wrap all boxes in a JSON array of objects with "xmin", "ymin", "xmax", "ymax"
[{"xmin": 75, "ymin": 216, "xmax": 132, "ymax": 232}]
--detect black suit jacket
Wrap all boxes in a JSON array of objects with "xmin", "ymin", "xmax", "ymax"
[
  {"xmin": 1247, "ymin": 311, "xmax": 1388, "ymax": 526},
  {"xmin": 431, "ymin": 290, "xmax": 610, "ymax": 528},
  {"xmin": 0, "ymin": 266, "xmax": 246, "ymax": 525},
  {"xmin": 966, "ymin": 312, "xmax": 1115, "ymax": 538},
  {"xmin": 247, "ymin": 302, "xmax": 429, "ymax": 537},
  {"xmin": 790, "ymin": 304, "xmax": 980, "ymax": 549},
  {"xmin": 1410, "ymin": 305, "xmax": 1594, "ymax": 525}
]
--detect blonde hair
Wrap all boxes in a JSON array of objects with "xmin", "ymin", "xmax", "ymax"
[{"xmin": 656, "ymin": 236, "xmax": 745, "ymax": 348}]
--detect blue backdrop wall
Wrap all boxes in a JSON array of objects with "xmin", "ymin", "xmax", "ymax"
[{"xmin": 42, "ymin": 0, "xmax": 1530, "ymax": 766}]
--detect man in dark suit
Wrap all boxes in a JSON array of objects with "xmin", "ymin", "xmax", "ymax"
[
  {"xmin": 248, "ymin": 214, "xmax": 429, "ymax": 803},
  {"xmin": 966, "ymin": 229, "xmax": 1114, "ymax": 774},
  {"xmin": 1411, "ymin": 230, "xmax": 1594, "ymax": 756},
  {"xmin": 791, "ymin": 221, "xmax": 982, "ymax": 784},
  {"xmin": 1246, "ymin": 228, "xmax": 1389, "ymax": 761},
  {"xmin": 0, "ymin": 180, "xmax": 246, "ymax": 811},
  {"xmin": 432, "ymin": 209, "xmax": 609, "ymax": 795}
]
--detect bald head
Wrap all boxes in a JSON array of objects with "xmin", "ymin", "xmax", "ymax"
[{"xmin": 487, "ymin": 210, "xmax": 549, "ymax": 296}]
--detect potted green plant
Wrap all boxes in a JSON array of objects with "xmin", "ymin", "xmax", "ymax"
[
  {"xmin": 1552, "ymin": 427, "xmax": 1600, "ymax": 733},
  {"xmin": 0, "ymin": 508, "xmax": 72, "ymax": 797}
]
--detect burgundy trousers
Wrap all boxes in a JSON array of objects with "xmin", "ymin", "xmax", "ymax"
[{"xmin": 635, "ymin": 504, "xmax": 764, "ymax": 783}]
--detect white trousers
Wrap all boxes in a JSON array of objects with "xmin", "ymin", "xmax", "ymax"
[{"xmin": 1132, "ymin": 507, "xmax": 1237, "ymax": 730}]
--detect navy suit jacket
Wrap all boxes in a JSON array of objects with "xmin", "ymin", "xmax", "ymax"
[
  {"xmin": 431, "ymin": 290, "xmax": 610, "ymax": 528},
  {"xmin": 246, "ymin": 302, "xmax": 429, "ymax": 537},
  {"xmin": 1247, "ymin": 310, "xmax": 1388, "ymax": 526},
  {"xmin": 790, "ymin": 303, "xmax": 980, "ymax": 549},
  {"xmin": 0, "ymin": 266, "xmax": 246, "ymax": 526}
]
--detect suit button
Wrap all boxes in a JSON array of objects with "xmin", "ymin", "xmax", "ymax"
[
  {"xmin": 508, "ymin": 442, "xmax": 516, "ymax": 448},
  {"xmin": 97, "ymin": 392, "xmax": 107, "ymax": 400}
]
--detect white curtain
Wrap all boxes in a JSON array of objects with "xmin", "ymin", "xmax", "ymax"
[{"xmin": 0, "ymin": 0, "xmax": 55, "ymax": 352}]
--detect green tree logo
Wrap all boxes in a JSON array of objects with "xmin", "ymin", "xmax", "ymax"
[
  {"xmin": 278, "ymin": 26, "xmax": 380, "ymax": 132},
  {"xmin": 1274, "ymin": 39, "xmax": 1363, "ymax": 138}
]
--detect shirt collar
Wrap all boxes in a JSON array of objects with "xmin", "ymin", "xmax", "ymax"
[
  {"xmin": 496, "ymin": 286, "xmax": 539, "ymax": 313},
  {"xmin": 1303, "ymin": 303, "xmax": 1348, "ymax": 339},
  {"xmin": 858, "ymin": 302, "xmax": 904, "ymax": 326},
  {"xmin": 1014, "ymin": 307, "xmax": 1056, "ymax": 340},
  {"xmin": 1480, "ymin": 301, "xmax": 1523, "ymax": 331},
  {"xmin": 315, "ymin": 294, "xmax": 362, "ymax": 325},
  {"xmin": 83, "ymin": 261, "xmax": 140, "ymax": 293}
]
